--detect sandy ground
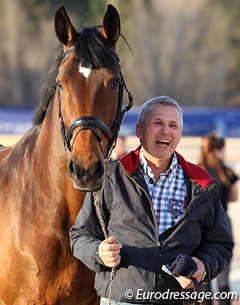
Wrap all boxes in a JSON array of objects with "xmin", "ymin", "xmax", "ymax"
[{"xmin": 1, "ymin": 134, "xmax": 240, "ymax": 300}]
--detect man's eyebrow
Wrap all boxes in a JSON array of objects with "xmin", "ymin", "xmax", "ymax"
[
  {"xmin": 169, "ymin": 120, "xmax": 179, "ymax": 124},
  {"xmin": 153, "ymin": 117, "xmax": 179, "ymax": 123}
]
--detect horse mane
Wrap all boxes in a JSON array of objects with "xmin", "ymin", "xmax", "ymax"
[{"xmin": 32, "ymin": 27, "xmax": 118, "ymax": 126}]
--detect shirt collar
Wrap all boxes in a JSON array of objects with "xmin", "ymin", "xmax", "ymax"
[{"xmin": 139, "ymin": 149, "xmax": 178, "ymax": 179}]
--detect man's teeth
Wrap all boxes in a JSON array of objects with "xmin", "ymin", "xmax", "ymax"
[{"xmin": 156, "ymin": 140, "xmax": 170, "ymax": 145}]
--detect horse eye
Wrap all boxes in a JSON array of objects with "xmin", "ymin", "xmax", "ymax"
[
  {"xmin": 111, "ymin": 80, "xmax": 120, "ymax": 91},
  {"xmin": 56, "ymin": 80, "xmax": 64, "ymax": 91}
]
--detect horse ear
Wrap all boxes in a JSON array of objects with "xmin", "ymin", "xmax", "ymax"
[
  {"xmin": 54, "ymin": 6, "xmax": 78, "ymax": 46},
  {"xmin": 101, "ymin": 4, "xmax": 121, "ymax": 48}
]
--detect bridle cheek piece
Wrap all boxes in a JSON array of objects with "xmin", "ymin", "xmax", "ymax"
[{"xmin": 56, "ymin": 47, "xmax": 133, "ymax": 159}]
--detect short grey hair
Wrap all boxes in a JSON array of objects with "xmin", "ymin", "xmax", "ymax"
[{"xmin": 137, "ymin": 96, "xmax": 183, "ymax": 128}]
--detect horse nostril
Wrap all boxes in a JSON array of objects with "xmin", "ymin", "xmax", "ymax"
[
  {"xmin": 68, "ymin": 159, "xmax": 104, "ymax": 181},
  {"xmin": 68, "ymin": 158, "xmax": 104, "ymax": 183},
  {"xmin": 89, "ymin": 160, "xmax": 104, "ymax": 179},
  {"xmin": 68, "ymin": 160, "xmax": 74, "ymax": 174},
  {"xmin": 68, "ymin": 159, "xmax": 82, "ymax": 180}
]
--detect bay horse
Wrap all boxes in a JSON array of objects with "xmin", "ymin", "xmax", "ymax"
[{"xmin": 0, "ymin": 5, "xmax": 132, "ymax": 305}]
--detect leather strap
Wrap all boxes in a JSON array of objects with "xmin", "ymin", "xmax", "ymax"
[{"xmin": 183, "ymin": 278, "xmax": 204, "ymax": 305}]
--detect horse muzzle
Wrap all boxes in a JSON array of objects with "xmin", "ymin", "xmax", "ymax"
[{"xmin": 68, "ymin": 157, "xmax": 105, "ymax": 191}]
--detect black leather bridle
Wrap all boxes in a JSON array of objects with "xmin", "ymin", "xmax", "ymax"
[{"xmin": 56, "ymin": 47, "xmax": 133, "ymax": 159}]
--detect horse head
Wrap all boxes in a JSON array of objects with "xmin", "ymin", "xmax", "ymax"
[{"xmin": 53, "ymin": 5, "xmax": 132, "ymax": 191}]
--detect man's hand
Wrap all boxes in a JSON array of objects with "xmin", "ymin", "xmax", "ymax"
[
  {"xmin": 98, "ymin": 236, "xmax": 122, "ymax": 268},
  {"xmin": 175, "ymin": 257, "xmax": 206, "ymax": 289}
]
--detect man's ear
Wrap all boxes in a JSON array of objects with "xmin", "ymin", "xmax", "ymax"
[
  {"xmin": 178, "ymin": 130, "xmax": 183, "ymax": 144},
  {"xmin": 136, "ymin": 123, "xmax": 142, "ymax": 139}
]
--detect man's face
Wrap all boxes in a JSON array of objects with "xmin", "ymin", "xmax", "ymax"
[{"xmin": 136, "ymin": 105, "xmax": 182, "ymax": 161}]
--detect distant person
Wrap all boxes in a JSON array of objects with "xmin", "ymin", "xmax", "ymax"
[
  {"xmin": 69, "ymin": 96, "xmax": 233, "ymax": 305},
  {"xmin": 198, "ymin": 132, "xmax": 238, "ymax": 305},
  {"xmin": 111, "ymin": 135, "xmax": 128, "ymax": 160}
]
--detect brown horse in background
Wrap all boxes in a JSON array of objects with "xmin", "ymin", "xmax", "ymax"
[{"xmin": 0, "ymin": 5, "xmax": 132, "ymax": 305}]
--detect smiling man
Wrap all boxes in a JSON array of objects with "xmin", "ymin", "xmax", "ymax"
[{"xmin": 70, "ymin": 96, "xmax": 233, "ymax": 305}]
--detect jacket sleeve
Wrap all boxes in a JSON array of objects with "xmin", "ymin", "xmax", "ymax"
[
  {"xmin": 194, "ymin": 186, "xmax": 234, "ymax": 280},
  {"xmin": 69, "ymin": 191, "xmax": 109, "ymax": 272}
]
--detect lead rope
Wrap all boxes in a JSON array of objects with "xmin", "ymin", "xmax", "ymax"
[{"xmin": 93, "ymin": 159, "xmax": 116, "ymax": 305}]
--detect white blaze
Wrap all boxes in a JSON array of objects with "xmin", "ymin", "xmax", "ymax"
[{"xmin": 79, "ymin": 64, "xmax": 92, "ymax": 79}]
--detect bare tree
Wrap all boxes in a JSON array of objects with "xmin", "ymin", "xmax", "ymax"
[
  {"xmin": 0, "ymin": 0, "xmax": 235, "ymax": 107},
  {"xmin": 108, "ymin": 0, "xmax": 232, "ymax": 107},
  {"xmin": 1, "ymin": 0, "xmax": 23, "ymax": 106}
]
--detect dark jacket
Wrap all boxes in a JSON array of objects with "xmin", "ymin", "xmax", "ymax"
[
  {"xmin": 206, "ymin": 164, "xmax": 238, "ymax": 211},
  {"xmin": 69, "ymin": 147, "xmax": 233, "ymax": 304}
]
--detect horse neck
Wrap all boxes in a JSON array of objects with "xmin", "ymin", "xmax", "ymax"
[{"xmin": 36, "ymin": 97, "xmax": 86, "ymax": 226}]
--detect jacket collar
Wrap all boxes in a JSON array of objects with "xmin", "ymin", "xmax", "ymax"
[{"xmin": 120, "ymin": 146, "xmax": 214, "ymax": 189}]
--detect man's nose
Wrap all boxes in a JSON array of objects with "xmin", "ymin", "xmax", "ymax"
[{"xmin": 161, "ymin": 124, "xmax": 170, "ymax": 133}]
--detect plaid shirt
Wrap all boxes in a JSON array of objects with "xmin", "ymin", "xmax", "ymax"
[{"xmin": 139, "ymin": 150, "xmax": 186, "ymax": 234}]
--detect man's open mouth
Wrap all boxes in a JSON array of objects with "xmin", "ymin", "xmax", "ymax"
[{"xmin": 156, "ymin": 139, "xmax": 170, "ymax": 146}]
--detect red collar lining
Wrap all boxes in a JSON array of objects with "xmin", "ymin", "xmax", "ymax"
[{"xmin": 120, "ymin": 147, "xmax": 214, "ymax": 188}]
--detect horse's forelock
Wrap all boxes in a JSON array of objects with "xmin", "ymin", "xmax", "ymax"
[
  {"xmin": 75, "ymin": 27, "xmax": 118, "ymax": 69},
  {"xmin": 32, "ymin": 27, "xmax": 118, "ymax": 126}
]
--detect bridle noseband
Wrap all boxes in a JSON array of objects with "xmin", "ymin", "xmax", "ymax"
[
  {"xmin": 56, "ymin": 47, "xmax": 133, "ymax": 159},
  {"xmin": 66, "ymin": 117, "xmax": 112, "ymax": 153}
]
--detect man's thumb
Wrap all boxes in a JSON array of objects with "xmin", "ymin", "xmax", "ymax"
[{"xmin": 107, "ymin": 235, "xmax": 116, "ymax": 244}]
